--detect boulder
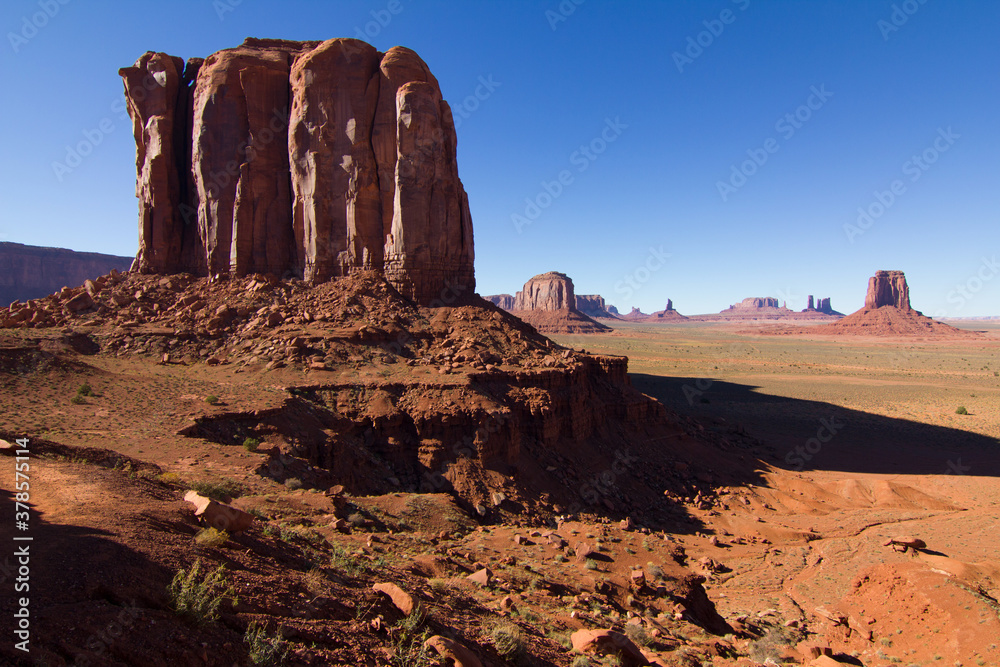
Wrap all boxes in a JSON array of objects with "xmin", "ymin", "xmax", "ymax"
[
  {"xmin": 466, "ymin": 568, "xmax": 492, "ymax": 587},
  {"xmin": 424, "ymin": 635, "xmax": 482, "ymax": 667},
  {"xmin": 372, "ymin": 582, "xmax": 417, "ymax": 615},
  {"xmin": 883, "ymin": 535, "xmax": 926, "ymax": 553},
  {"xmin": 570, "ymin": 628, "xmax": 646, "ymax": 666},
  {"xmin": 183, "ymin": 490, "xmax": 254, "ymax": 533}
]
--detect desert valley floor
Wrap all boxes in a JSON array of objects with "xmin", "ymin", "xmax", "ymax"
[{"xmin": 2, "ymin": 300, "xmax": 999, "ymax": 666}]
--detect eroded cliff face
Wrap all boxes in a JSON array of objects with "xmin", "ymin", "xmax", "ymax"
[
  {"xmin": 0, "ymin": 242, "xmax": 132, "ymax": 306},
  {"xmin": 513, "ymin": 272, "xmax": 575, "ymax": 311},
  {"xmin": 120, "ymin": 38, "xmax": 474, "ymax": 305}
]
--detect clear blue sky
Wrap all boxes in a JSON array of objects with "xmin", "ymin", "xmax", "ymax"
[{"xmin": 1, "ymin": 0, "xmax": 997, "ymax": 316}]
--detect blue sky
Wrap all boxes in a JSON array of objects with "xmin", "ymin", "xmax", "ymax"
[{"xmin": 1, "ymin": 0, "xmax": 997, "ymax": 316}]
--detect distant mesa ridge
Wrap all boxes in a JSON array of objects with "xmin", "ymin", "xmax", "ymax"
[
  {"xmin": 119, "ymin": 37, "xmax": 474, "ymax": 305},
  {"xmin": 0, "ymin": 242, "xmax": 133, "ymax": 306}
]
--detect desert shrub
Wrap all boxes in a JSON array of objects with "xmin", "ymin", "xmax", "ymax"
[
  {"xmin": 624, "ymin": 623, "xmax": 651, "ymax": 647},
  {"xmin": 571, "ymin": 657, "xmax": 592, "ymax": 667},
  {"xmin": 168, "ymin": 559, "xmax": 235, "ymax": 625},
  {"xmin": 71, "ymin": 394, "xmax": 85, "ymax": 404},
  {"xmin": 584, "ymin": 558, "xmax": 598, "ymax": 570},
  {"xmin": 245, "ymin": 621, "xmax": 289, "ymax": 666},
  {"xmin": 748, "ymin": 627, "xmax": 795, "ymax": 662},
  {"xmin": 205, "ymin": 395, "xmax": 219, "ymax": 405},
  {"xmin": 487, "ymin": 619, "xmax": 526, "ymax": 661},
  {"xmin": 329, "ymin": 544, "xmax": 366, "ymax": 577},
  {"xmin": 157, "ymin": 472, "xmax": 181, "ymax": 484},
  {"xmin": 189, "ymin": 479, "xmax": 244, "ymax": 501},
  {"xmin": 389, "ymin": 605, "xmax": 430, "ymax": 667},
  {"xmin": 243, "ymin": 437, "xmax": 261, "ymax": 452},
  {"xmin": 428, "ymin": 578, "xmax": 450, "ymax": 595},
  {"xmin": 194, "ymin": 527, "xmax": 229, "ymax": 548},
  {"xmin": 955, "ymin": 406, "xmax": 968, "ymax": 415},
  {"xmin": 347, "ymin": 512, "xmax": 366, "ymax": 527},
  {"xmin": 284, "ymin": 477, "xmax": 303, "ymax": 490},
  {"xmin": 646, "ymin": 563, "xmax": 665, "ymax": 581},
  {"xmin": 77, "ymin": 383, "xmax": 93, "ymax": 396}
]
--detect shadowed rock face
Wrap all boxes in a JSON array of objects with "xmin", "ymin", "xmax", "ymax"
[
  {"xmin": 120, "ymin": 37, "xmax": 474, "ymax": 305},
  {"xmin": 485, "ymin": 294, "xmax": 514, "ymax": 310},
  {"xmin": 513, "ymin": 272, "xmax": 575, "ymax": 311},
  {"xmin": 865, "ymin": 270, "xmax": 910, "ymax": 310}
]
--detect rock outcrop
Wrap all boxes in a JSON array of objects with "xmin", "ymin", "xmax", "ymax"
[
  {"xmin": 120, "ymin": 37, "xmax": 474, "ymax": 305},
  {"xmin": 509, "ymin": 272, "xmax": 609, "ymax": 334},
  {"xmin": 727, "ymin": 297, "xmax": 782, "ymax": 311},
  {"xmin": 0, "ymin": 242, "xmax": 133, "ymax": 306},
  {"xmin": 802, "ymin": 295, "xmax": 842, "ymax": 316},
  {"xmin": 620, "ymin": 300, "xmax": 688, "ymax": 322},
  {"xmin": 865, "ymin": 270, "xmax": 910, "ymax": 310},
  {"xmin": 485, "ymin": 294, "xmax": 514, "ymax": 310},
  {"xmin": 575, "ymin": 294, "xmax": 618, "ymax": 319}
]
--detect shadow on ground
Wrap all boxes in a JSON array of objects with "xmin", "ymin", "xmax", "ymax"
[{"xmin": 633, "ymin": 373, "xmax": 1000, "ymax": 478}]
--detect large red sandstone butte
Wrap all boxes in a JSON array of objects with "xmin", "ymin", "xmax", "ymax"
[
  {"xmin": 865, "ymin": 269, "xmax": 910, "ymax": 310},
  {"xmin": 817, "ymin": 270, "xmax": 975, "ymax": 337},
  {"xmin": 120, "ymin": 37, "xmax": 474, "ymax": 305},
  {"xmin": 508, "ymin": 272, "xmax": 609, "ymax": 334}
]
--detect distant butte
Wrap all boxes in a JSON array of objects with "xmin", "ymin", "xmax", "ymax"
[
  {"xmin": 489, "ymin": 272, "xmax": 609, "ymax": 334},
  {"xmin": 812, "ymin": 270, "xmax": 977, "ymax": 337}
]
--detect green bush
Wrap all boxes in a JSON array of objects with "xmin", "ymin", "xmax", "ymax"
[
  {"xmin": 194, "ymin": 527, "xmax": 229, "ymax": 548},
  {"xmin": 284, "ymin": 477, "xmax": 303, "ymax": 490},
  {"xmin": 167, "ymin": 559, "xmax": 235, "ymax": 625},
  {"xmin": 245, "ymin": 621, "xmax": 289, "ymax": 666},
  {"xmin": 205, "ymin": 395, "xmax": 219, "ymax": 405},
  {"xmin": 243, "ymin": 437, "xmax": 261, "ymax": 452},
  {"xmin": 487, "ymin": 619, "xmax": 526, "ymax": 661},
  {"xmin": 71, "ymin": 394, "xmax": 85, "ymax": 404},
  {"xmin": 77, "ymin": 383, "xmax": 93, "ymax": 396},
  {"xmin": 189, "ymin": 479, "xmax": 244, "ymax": 501},
  {"xmin": 956, "ymin": 406, "xmax": 969, "ymax": 415}
]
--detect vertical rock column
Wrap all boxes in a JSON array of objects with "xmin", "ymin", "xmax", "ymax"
[
  {"xmin": 288, "ymin": 39, "xmax": 383, "ymax": 281},
  {"xmin": 119, "ymin": 52, "xmax": 186, "ymax": 274},
  {"xmin": 380, "ymin": 48, "xmax": 475, "ymax": 304},
  {"xmin": 190, "ymin": 48, "xmax": 294, "ymax": 276}
]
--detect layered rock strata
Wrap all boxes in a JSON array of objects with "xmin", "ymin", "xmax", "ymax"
[{"xmin": 120, "ymin": 38, "xmax": 474, "ymax": 305}]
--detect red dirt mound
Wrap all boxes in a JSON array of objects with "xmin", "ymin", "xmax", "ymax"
[
  {"xmin": 511, "ymin": 307, "xmax": 611, "ymax": 334},
  {"xmin": 815, "ymin": 305, "xmax": 978, "ymax": 337}
]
